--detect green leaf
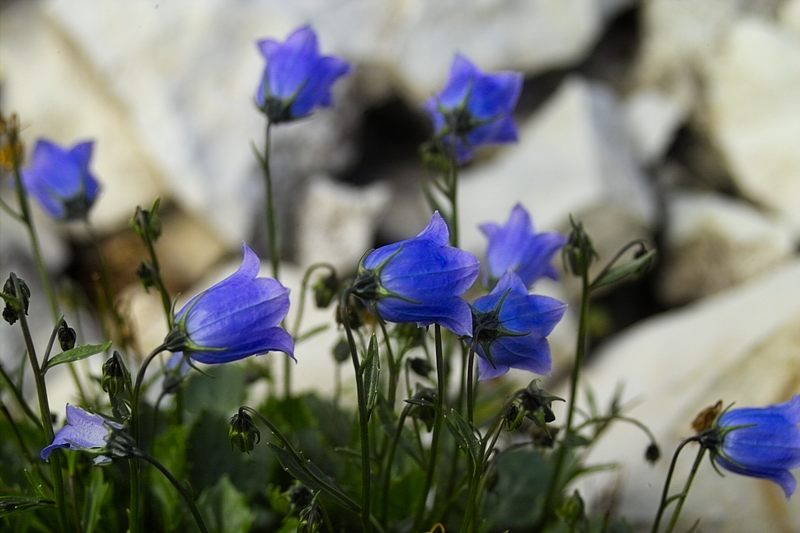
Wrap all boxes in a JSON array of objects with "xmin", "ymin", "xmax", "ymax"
[
  {"xmin": 268, "ymin": 443, "xmax": 359, "ymax": 513},
  {"xmin": 81, "ymin": 469, "xmax": 111, "ymax": 533},
  {"xmin": 184, "ymin": 364, "xmax": 248, "ymax": 418},
  {"xmin": 361, "ymin": 334, "xmax": 381, "ymax": 419},
  {"xmin": 197, "ymin": 476, "xmax": 255, "ymax": 533},
  {"xmin": 42, "ymin": 341, "xmax": 112, "ymax": 373},
  {"xmin": 443, "ymin": 408, "xmax": 481, "ymax": 467},
  {"xmin": 591, "ymin": 249, "xmax": 656, "ymax": 290},
  {"xmin": 0, "ymin": 495, "xmax": 54, "ymax": 517}
]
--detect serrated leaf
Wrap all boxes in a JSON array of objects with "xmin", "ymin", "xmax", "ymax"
[
  {"xmin": 362, "ymin": 334, "xmax": 381, "ymax": 419},
  {"xmin": 43, "ymin": 341, "xmax": 112, "ymax": 373},
  {"xmin": 268, "ymin": 443, "xmax": 359, "ymax": 513},
  {"xmin": 443, "ymin": 408, "xmax": 481, "ymax": 467}
]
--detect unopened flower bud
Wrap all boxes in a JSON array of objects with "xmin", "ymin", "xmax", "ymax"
[
  {"xmin": 101, "ymin": 351, "xmax": 131, "ymax": 399},
  {"xmin": 57, "ymin": 322, "xmax": 77, "ymax": 352},
  {"xmin": 312, "ymin": 272, "xmax": 338, "ymax": 309},
  {"xmin": 331, "ymin": 339, "xmax": 350, "ymax": 364},
  {"xmin": 130, "ymin": 199, "xmax": 162, "ymax": 242},
  {"xmin": 286, "ymin": 483, "xmax": 314, "ymax": 510},
  {"xmin": 645, "ymin": 442, "xmax": 661, "ymax": 464},
  {"xmin": 562, "ymin": 216, "xmax": 597, "ymax": 277},
  {"xmin": 228, "ymin": 408, "xmax": 260, "ymax": 454},
  {"xmin": 136, "ymin": 262, "xmax": 157, "ymax": 291},
  {"xmin": 2, "ymin": 274, "xmax": 30, "ymax": 325}
]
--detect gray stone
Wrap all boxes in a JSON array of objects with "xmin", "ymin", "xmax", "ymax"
[
  {"xmin": 622, "ymin": 89, "xmax": 687, "ymax": 165},
  {"xmin": 659, "ymin": 192, "xmax": 794, "ymax": 305},
  {"xmin": 295, "ymin": 176, "xmax": 390, "ymax": 273},
  {"xmin": 459, "ymin": 77, "xmax": 655, "ymax": 263},
  {"xmin": 701, "ymin": 18, "xmax": 800, "ymax": 234}
]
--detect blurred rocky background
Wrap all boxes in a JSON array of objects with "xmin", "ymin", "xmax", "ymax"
[{"xmin": 2, "ymin": 0, "xmax": 800, "ymax": 530}]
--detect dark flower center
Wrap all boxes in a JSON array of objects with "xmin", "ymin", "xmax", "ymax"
[{"xmin": 351, "ymin": 269, "xmax": 380, "ymax": 301}]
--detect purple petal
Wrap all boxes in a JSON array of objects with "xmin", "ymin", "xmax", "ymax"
[
  {"xmin": 290, "ymin": 55, "xmax": 351, "ymax": 118},
  {"xmin": 477, "ymin": 355, "xmax": 510, "ymax": 380},
  {"xmin": 467, "ymin": 71, "xmax": 522, "ymax": 120},
  {"xmin": 266, "ymin": 25, "xmax": 320, "ymax": 99},
  {"xmin": 376, "ymin": 296, "xmax": 473, "ymax": 337},
  {"xmin": 436, "ymin": 54, "xmax": 478, "ymax": 109},
  {"xmin": 715, "ymin": 455, "xmax": 797, "ymax": 499}
]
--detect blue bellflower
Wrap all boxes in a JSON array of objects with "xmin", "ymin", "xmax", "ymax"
[
  {"xmin": 255, "ymin": 25, "xmax": 351, "ymax": 123},
  {"xmin": 22, "ymin": 139, "xmax": 100, "ymax": 220},
  {"xmin": 470, "ymin": 272, "xmax": 565, "ymax": 380},
  {"xmin": 426, "ymin": 54, "xmax": 522, "ymax": 163},
  {"xmin": 710, "ymin": 395, "xmax": 800, "ymax": 498},
  {"xmin": 41, "ymin": 404, "xmax": 122, "ymax": 461},
  {"xmin": 167, "ymin": 243, "xmax": 294, "ymax": 364},
  {"xmin": 352, "ymin": 212, "xmax": 479, "ymax": 337},
  {"xmin": 480, "ymin": 204, "xmax": 566, "ymax": 288}
]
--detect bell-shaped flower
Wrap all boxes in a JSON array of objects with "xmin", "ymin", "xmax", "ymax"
[
  {"xmin": 166, "ymin": 243, "xmax": 293, "ymax": 364},
  {"xmin": 21, "ymin": 139, "xmax": 100, "ymax": 220},
  {"xmin": 351, "ymin": 212, "xmax": 479, "ymax": 336},
  {"xmin": 480, "ymin": 204, "xmax": 566, "ymax": 288},
  {"xmin": 41, "ymin": 404, "xmax": 123, "ymax": 461},
  {"xmin": 469, "ymin": 272, "xmax": 566, "ymax": 380},
  {"xmin": 255, "ymin": 25, "xmax": 351, "ymax": 123},
  {"xmin": 426, "ymin": 54, "xmax": 522, "ymax": 164},
  {"xmin": 710, "ymin": 395, "xmax": 800, "ymax": 498}
]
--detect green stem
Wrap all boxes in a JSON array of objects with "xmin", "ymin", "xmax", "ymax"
[
  {"xmin": 10, "ymin": 148, "xmax": 59, "ymax": 321},
  {"xmin": 0, "ymin": 362, "xmax": 42, "ymax": 430},
  {"xmin": 380, "ymin": 405, "xmax": 411, "ymax": 524},
  {"xmin": 12, "ymin": 274, "xmax": 68, "ymax": 532},
  {"xmin": 538, "ymin": 267, "xmax": 591, "ymax": 528},
  {"xmin": 291, "ymin": 263, "xmax": 335, "ymax": 339},
  {"xmin": 0, "ymin": 194, "xmax": 24, "ymax": 221},
  {"xmin": 242, "ymin": 406, "xmax": 363, "ymax": 515},
  {"xmin": 465, "ymin": 340, "xmax": 477, "ymax": 425},
  {"xmin": 340, "ymin": 291, "xmax": 372, "ymax": 532},
  {"xmin": 448, "ymin": 157, "xmax": 459, "ymax": 248},
  {"xmin": 378, "ymin": 320, "xmax": 399, "ymax": 409},
  {"xmin": 412, "ymin": 325, "xmax": 445, "ymax": 530},
  {"xmin": 141, "ymin": 227, "xmax": 173, "ymax": 331},
  {"xmin": 134, "ymin": 451, "xmax": 209, "ymax": 533},
  {"xmin": 0, "ymin": 400, "xmax": 35, "ymax": 464},
  {"xmin": 664, "ymin": 444, "xmax": 705, "ymax": 533},
  {"xmin": 129, "ymin": 344, "xmax": 167, "ymax": 533},
  {"xmin": 84, "ymin": 220, "xmax": 126, "ymax": 345},
  {"xmin": 651, "ymin": 437, "xmax": 701, "ymax": 533}
]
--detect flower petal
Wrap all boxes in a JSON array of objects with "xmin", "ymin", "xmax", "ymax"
[{"xmin": 376, "ymin": 296, "xmax": 473, "ymax": 337}]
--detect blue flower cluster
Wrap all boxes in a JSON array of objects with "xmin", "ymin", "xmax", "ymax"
[{"xmin": 353, "ymin": 206, "xmax": 565, "ymax": 377}]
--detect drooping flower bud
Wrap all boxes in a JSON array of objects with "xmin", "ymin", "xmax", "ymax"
[
  {"xmin": 2, "ymin": 274, "xmax": 30, "ymax": 325},
  {"xmin": 312, "ymin": 271, "xmax": 339, "ymax": 309},
  {"xmin": 562, "ymin": 216, "xmax": 597, "ymax": 277},
  {"xmin": 228, "ymin": 408, "xmax": 261, "ymax": 454},
  {"xmin": 57, "ymin": 321, "xmax": 77, "ymax": 352}
]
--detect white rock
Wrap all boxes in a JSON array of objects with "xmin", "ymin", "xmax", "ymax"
[
  {"xmin": 568, "ymin": 259, "xmax": 800, "ymax": 531},
  {"xmin": 623, "ymin": 89, "xmax": 687, "ymax": 165},
  {"xmin": 459, "ymin": 77, "xmax": 655, "ymax": 259},
  {"xmin": 295, "ymin": 177, "xmax": 390, "ymax": 273},
  {"xmin": 659, "ymin": 192, "xmax": 794, "ymax": 304},
  {"xmin": 784, "ymin": 0, "xmax": 800, "ymax": 35},
  {"xmin": 0, "ymin": 1, "xmax": 165, "ymax": 234},
  {"xmin": 702, "ymin": 18, "xmax": 800, "ymax": 234}
]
